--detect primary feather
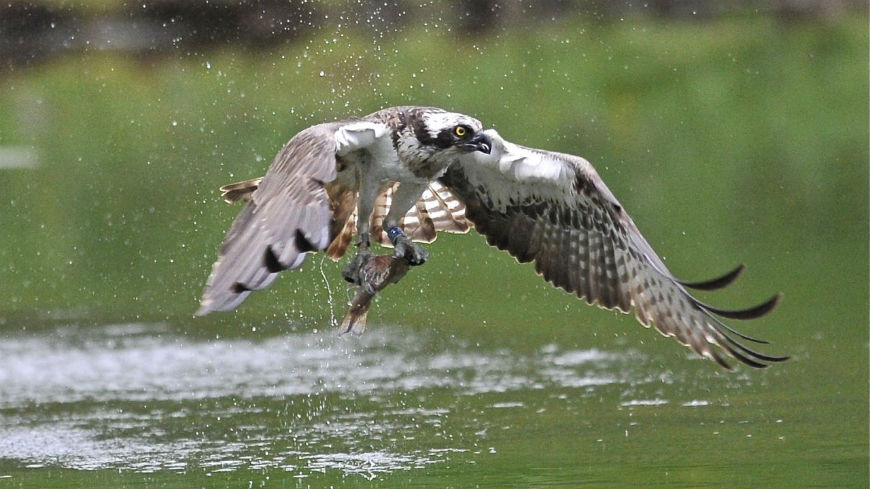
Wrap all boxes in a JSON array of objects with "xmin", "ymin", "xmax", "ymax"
[{"xmin": 439, "ymin": 130, "xmax": 786, "ymax": 369}]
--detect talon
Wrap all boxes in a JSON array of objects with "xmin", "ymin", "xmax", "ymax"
[
  {"xmin": 394, "ymin": 235, "xmax": 429, "ymax": 266},
  {"xmin": 355, "ymin": 232, "xmax": 371, "ymax": 250}
]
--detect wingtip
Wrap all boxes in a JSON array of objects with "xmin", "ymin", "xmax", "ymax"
[
  {"xmin": 678, "ymin": 263, "xmax": 745, "ymax": 291},
  {"xmin": 721, "ymin": 333, "xmax": 791, "ymax": 368},
  {"xmin": 194, "ymin": 304, "xmax": 212, "ymax": 317},
  {"xmin": 699, "ymin": 292, "xmax": 783, "ymax": 321}
]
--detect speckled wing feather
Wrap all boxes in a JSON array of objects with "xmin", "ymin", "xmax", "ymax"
[
  {"xmin": 197, "ymin": 120, "xmax": 390, "ymax": 315},
  {"xmin": 439, "ymin": 130, "xmax": 787, "ymax": 369}
]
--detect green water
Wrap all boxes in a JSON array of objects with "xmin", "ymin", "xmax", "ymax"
[
  {"xmin": 0, "ymin": 14, "xmax": 867, "ymax": 489},
  {"xmin": 0, "ymin": 319, "xmax": 864, "ymax": 488}
]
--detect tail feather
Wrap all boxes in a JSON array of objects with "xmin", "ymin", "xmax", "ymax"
[{"xmin": 220, "ymin": 178, "xmax": 263, "ymax": 203}]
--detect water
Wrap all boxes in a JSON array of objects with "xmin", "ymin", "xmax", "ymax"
[
  {"xmin": 0, "ymin": 321, "xmax": 864, "ymax": 488},
  {"xmin": 0, "ymin": 323, "xmax": 631, "ymax": 476}
]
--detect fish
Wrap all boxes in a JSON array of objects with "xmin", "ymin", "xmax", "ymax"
[
  {"xmin": 217, "ymin": 180, "xmax": 413, "ymax": 335},
  {"xmin": 338, "ymin": 252, "xmax": 411, "ymax": 335}
]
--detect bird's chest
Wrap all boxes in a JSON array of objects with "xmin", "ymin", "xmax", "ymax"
[
  {"xmin": 365, "ymin": 150, "xmax": 427, "ymax": 185},
  {"xmin": 404, "ymin": 155, "xmax": 453, "ymax": 180},
  {"xmin": 336, "ymin": 139, "xmax": 420, "ymax": 187},
  {"xmin": 395, "ymin": 140, "xmax": 454, "ymax": 181}
]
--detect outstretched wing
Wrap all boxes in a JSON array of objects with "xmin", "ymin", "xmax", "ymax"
[
  {"xmin": 439, "ymin": 130, "xmax": 787, "ymax": 369},
  {"xmin": 197, "ymin": 120, "xmax": 390, "ymax": 315}
]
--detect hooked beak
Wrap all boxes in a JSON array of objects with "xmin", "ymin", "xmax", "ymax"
[{"xmin": 462, "ymin": 132, "xmax": 492, "ymax": 154}]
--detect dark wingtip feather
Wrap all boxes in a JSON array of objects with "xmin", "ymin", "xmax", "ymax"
[
  {"xmin": 722, "ymin": 333, "xmax": 790, "ymax": 366},
  {"xmin": 703, "ymin": 293, "xmax": 782, "ymax": 320},
  {"xmin": 707, "ymin": 349, "xmax": 736, "ymax": 370},
  {"xmin": 678, "ymin": 264, "xmax": 745, "ymax": 291},
  {"xmin": 709, "ymin": 314, "xmax": 771, "ymax": 344},
  {"xmin": 717, "ymin": 340, "xmax": 769, "ymax": 369}
]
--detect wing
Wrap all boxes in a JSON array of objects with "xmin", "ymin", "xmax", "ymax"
[
  {"xmin": 197, "ymin": 120, "xmax": 390, "ymax": 315},
  {"xmin": 439, "ymin": 130, "xmax": 787, "ymax": 369}
]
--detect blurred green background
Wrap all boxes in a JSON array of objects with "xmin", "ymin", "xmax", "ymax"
[
  {"xmin": 0, "ymin": 1, "xmax": 867, "ymax": 487},
  {"xmin": 1, "ymin": 7, "xmax": 865, "ymax": 327}
]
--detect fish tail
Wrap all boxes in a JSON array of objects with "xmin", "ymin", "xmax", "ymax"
[
  {"xmin": 349, "ymin": 310, "xmax": 368, "ymax": 335},
  {"xmin": 338, "ymin": 296, "xmax": 371, "ymax": 335}
]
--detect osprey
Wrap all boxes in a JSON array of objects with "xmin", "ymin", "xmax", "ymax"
[{"xmin": 197, "ymin": 106, "xmax": 787, "ymax": 370}]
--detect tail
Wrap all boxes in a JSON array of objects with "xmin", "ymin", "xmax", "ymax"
[
  {"xmin": 220, "ymin": 177, "xmax": 263, "ymax": 203},
  {"xmin": 338, "ymin": 291, "xmax": 373, "ymax": 335},
  {"xmin": 338, "ymin": 306, "xmax": 369, "ymax": 335}
]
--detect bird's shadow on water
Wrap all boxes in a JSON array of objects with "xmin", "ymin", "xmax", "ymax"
[{"xmin": 0, "ymin": 321, "xmax": 727, "ymax": 477}]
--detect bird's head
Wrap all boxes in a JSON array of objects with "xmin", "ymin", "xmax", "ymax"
[
  {"xmin": 409, "ymin": 108, "xmax": 492, "ymax": 155},
  {"xmin": 464, "ymin": 128, "xmax": 509, "ymax": 166}
]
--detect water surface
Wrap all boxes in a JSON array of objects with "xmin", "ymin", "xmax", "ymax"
[{"xmin": 0, "ymin": 321, "xmax": 863, "ymax": 488}]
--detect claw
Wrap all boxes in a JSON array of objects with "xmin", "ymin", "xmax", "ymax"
[{"xmin": 394, "ymin": 235, "xmax": 429, "ymax": 266}]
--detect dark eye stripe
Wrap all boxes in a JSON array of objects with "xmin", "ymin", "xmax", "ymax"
[{"xmin": 433, "ymin": 128, "xmax": 457, "ymax": 148}]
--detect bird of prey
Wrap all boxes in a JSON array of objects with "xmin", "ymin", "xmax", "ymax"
[{"xmin": 197, "ymin": 106, "xmax": 787, "ymax": 370}]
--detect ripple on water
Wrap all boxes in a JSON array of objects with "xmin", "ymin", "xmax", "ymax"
[{"xmin": 0, "ymin": 322, "xmax": 651, "ymax": 476}]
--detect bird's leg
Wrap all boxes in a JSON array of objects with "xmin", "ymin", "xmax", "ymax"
[
  {"xmin": 341, "ymin": 235, "xmax": 373, "ymax": 286},
  {"xmin": 341, "ymin": 175, "xmax": 378, "ymax": 285},
  {"xmin": 384, "ymin": 182, "xmax": 429, "ymax": 266}
]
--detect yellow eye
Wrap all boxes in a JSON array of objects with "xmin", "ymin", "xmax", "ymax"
[{"xmin": 454, "ymin": 126, "xmax": 467, "ymax": 137}]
